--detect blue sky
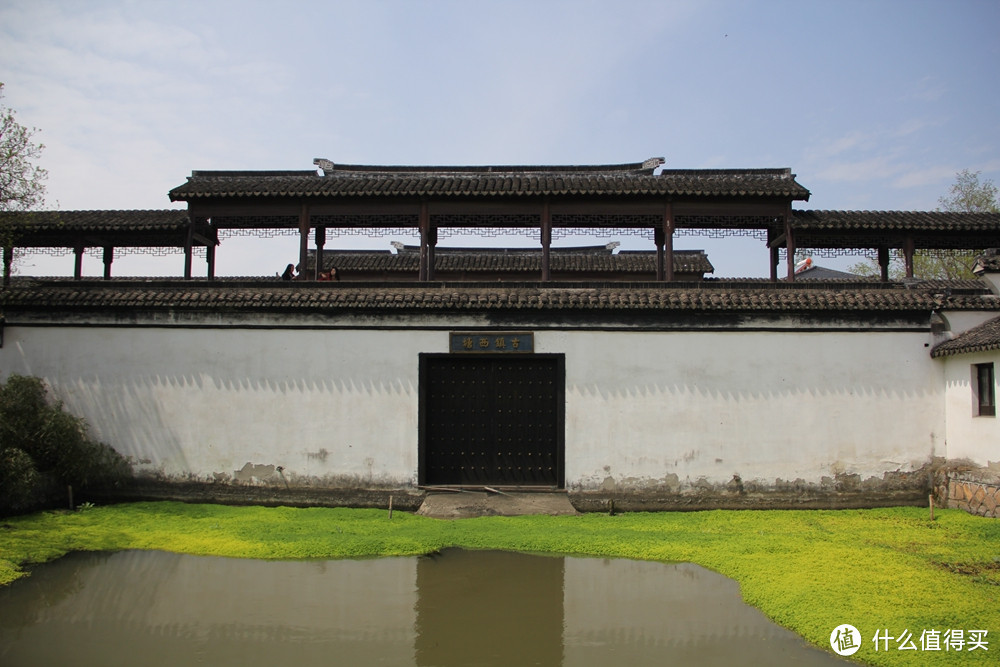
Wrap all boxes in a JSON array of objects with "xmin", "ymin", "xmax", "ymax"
[{"xmin": 2, "ymin": 0, "xmax": 998, "ymax": 277}]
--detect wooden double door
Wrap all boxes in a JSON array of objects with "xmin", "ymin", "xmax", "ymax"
[{"xmin": 419, "ymin": 354, "xmax": 564, "ymax": 487}]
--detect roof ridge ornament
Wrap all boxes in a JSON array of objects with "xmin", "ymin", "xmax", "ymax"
[
  {"xmin": 313, "ymin": 158, "xmax": 335, "ymax": 175},
  {"xmin": 642, "ymin": 157, "xmax": 665, "ymax": 171}
]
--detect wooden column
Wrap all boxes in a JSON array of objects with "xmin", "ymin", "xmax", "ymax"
[
  {"xmin": 877, "ymin": 246, "xmax": 890, "ymax": 282},
  {"xmin": 541, "ymin": 199, "xmax": 551, "ymax": 282},
  {"xmin": 654, "ymin": 227, "xmax": 665, "ymax": 281},
  {"xmin": 419, "ymin": 201, "xmax": 430, "ymax": 281},
  {"xmin": 769, "ymin": 245, "xmax": 780, "ymax": 282},
  {"xmin": 663, "ymin": 202, "xmax": 675, "ymax": 282},
  {"xmin": 183, "ymin": 221, "xmax": 194, "ymax": 279},
  {"xmin": 427, "ymin": 228, "xmax": 438, "ymax": 281},
  {"xmin": 102, "ymin": 246, "xmax": 113, "ymax": 280},
  {"xmin": 784, "ymin": 209, "xmax": 796, "ymax": 282},
  {"xmin": 74, "ymin": 244, "xmax": 85, "ymax": 280},
  {"xmin": 298, "ymin": 204, "xmax": 310, "ymax": 279},
  {"xmin": 314, "ymin": 226, "xmax": 326, "ymax": 280},
  {"xmin": 2, "ymin": 246, "xmax": 13, "ymax": 287},
  {"xmin": 206, "ymin": 241, "xmax": 216, "ymax": 280},
  {"xmin": 903, "ymin": 237, "xmax": 915, "ymax": 279}
]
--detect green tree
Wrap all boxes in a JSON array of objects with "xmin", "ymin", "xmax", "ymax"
[
  {"xmin": 938, "ymin": 169, "xmax": 999, "ymax": 213},
  {"xmin": 0, "ymin": 83, "xmax": 48, "ymax": 285},
  {"xmin": 0, "ymin": 374, "xmax": 132, "ymax": 514},
  {"xmin": 849, "ymin": 170, "xmax": 998, "ymax": 280}
]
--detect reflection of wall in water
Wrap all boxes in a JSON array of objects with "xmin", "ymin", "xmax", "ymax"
[
  {"xmin": 415, "ymin": 549, "xmax": 564, "ymax": 666},
  {"xmin": 1, "ymin": 550, "xmax": 848, "ymax": 666},
  {"xmin": 0, "ymin": 550, "xmax": 418, "ymax": 666},
  {"xmin": 562, "ymin": 558, "xmax": 846, "ymax": 666}
]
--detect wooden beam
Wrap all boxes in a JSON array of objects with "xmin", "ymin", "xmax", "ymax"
[{"xmin": 191, "ymin": 232, "xmax": 214, "ymax": 247}]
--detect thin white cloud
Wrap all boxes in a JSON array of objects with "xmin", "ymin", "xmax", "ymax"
[
  {"xmin": 804, "ymin": 131, "xmax": 872, "ymax": 162},
  {"xmin": 813, "ymin": 155, "xmax": 901, "ymax": 183},
  {"xmin": 891, "ymin": 165, "xmax": 959, "ymax": 190}
]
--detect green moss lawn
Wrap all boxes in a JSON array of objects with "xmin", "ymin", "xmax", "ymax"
[{"xmin": 1, "ymin": 503, "xmax": 997, "ymax": 665}]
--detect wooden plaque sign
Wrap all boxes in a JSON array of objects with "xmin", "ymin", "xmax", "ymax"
[{"xmin": 449, "ymin": 332, "xmax": 534, "ymax": 354}]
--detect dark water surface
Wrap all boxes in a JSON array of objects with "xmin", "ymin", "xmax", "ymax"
[{"xmin": 0, "ymin": 549, "xmax": 848, "ymax": 666}]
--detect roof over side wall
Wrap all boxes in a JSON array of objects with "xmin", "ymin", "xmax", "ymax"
[
  {"xmin": 307, "ymin": 246, "xmax": 714, "ymax": 275},
  {"xmin": 3, "ymin": 279, "xmax": 996, "ymax": 316},
  {"xmin": 931, "ymin": 316, "xmax": 1000, "ymax": 357}
]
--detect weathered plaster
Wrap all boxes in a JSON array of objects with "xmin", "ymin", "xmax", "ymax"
[{"xmin": 0, "ymin": 307, "xmax": 977, "ymax": 509}]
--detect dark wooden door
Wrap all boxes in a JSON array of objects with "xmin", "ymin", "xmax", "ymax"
[{"xmin": 420, "ymin": 355, "xmax": 563, "ymax": 486}]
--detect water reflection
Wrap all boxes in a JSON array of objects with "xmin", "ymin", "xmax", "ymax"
[{"xmin": 0, "ymin": 549, "xmax": 848, "ymax": 666}]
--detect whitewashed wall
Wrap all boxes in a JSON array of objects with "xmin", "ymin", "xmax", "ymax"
[
  {"xmin": 1, "ymin": 317, "xmax": 947, "ymax": 491},
  {"xmin": 941, "ymin": 350, "xmax": 1000, "ymax": 466},
  {"xmin": 2, "ymin": 326, "xmax": 444, "ymax": 487},
  {"xmin": 550, "ymin": 329, "xmax": 944, "ymax": 491}
]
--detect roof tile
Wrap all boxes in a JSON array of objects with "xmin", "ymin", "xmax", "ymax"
[
  {"xmin": 3, "ymin": 280, "xmax": 997, "ymax": 315},
  {"xmin": 931, "ymin": 316, "xmax": 1000, "ymax": 357},
  {"xmin": 170, "ymin": 166, "xmax": 809, "ymax": 201}
]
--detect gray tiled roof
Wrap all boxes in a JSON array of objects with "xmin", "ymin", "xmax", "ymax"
[
  {"xmin": 310, "ymin": 248, "xmax": 713, "ymax": 274},
  {"xmin": 0, "ymin": 210, "xmax": 200, "ymax": 250},
  {"xmin": 974, "ymin": 249, "xmax": 1000, "ymax": 273},
  {"xmin": 0, "ymin": 210, "xmax": 190, "ymax": 232},
  {"xmin": 788, "ymin": 265, "xmax": 864, "ymax": 281},
  {"xmin": 931, "ymin": 316, "xmax": 1000, "ymax": 357},
  {"xmin": 3, "ymin": 280, "xmax": 996, "ymax": 314},
  {"xmin": 792, "ymin": 210, "xmax": 1000, "ymax": 232},
  {"xmin": 169, "ymin": 166, "xmax": 810, "ymax": 201}
]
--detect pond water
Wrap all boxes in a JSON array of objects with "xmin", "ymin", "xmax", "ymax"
[{"xmin": 0, "ymin": 549, "xmax": 848, "ymax": 666}]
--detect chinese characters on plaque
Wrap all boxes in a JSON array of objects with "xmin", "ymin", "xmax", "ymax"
[{"xmin": 449, "ymin": 332, "xmax": 534, "ymax": 354}]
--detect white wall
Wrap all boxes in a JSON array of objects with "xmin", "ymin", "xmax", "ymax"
[
  {"xmin": 942, "ymin": 351, "xmax": 1000, "ymax": 466},
  {"xmin": 2, "ymin": 319, "xmax": 946, "ymax": 491},
  {"xmin": 2, "ymin": 326, "xmax": 445, "ymax": 486},
  {"xmin": 549, "ymin": 330, "xmax": 944, "ymax": 491}
]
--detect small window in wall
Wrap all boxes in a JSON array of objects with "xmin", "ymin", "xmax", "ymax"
[{"xmin": 974, "ymin": 363, "xmax": 996, "ymax": 417}]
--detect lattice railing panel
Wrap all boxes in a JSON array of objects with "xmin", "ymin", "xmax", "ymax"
[
  {"xmin": 552, "ymin": 227, "xmax": 656, "ymax": 241},
  {"xmin": 675, "ymin": 215, "xmax": 779, "ymax": 228},
  {"xmin": 438, "ymin": 227, "xmax": 536, "ymax": 240},
  {"xmin": 312, "ymin": 214, "xmax": 419, "ymax": 228},
  {"xmin": 434, "ymin": 214, "xmax": 539, "ymax": 227},
  {"xmin": 218, "ymin": 228, "xmax": 301, "ymax": 239},
  {"xmin": 785, "ymin": 247, "xmax": 878, "ymax": 260},
  {"xmin": 552, "ymin": 214, "xmax": 660, "ymax": 228},
  {"xmin": 210, "ymin": 215, "xmax": 299, "ymax": 229},
  {"xmin": 675, "ymin": 228, "xmax": 768, "ymax": 241}
]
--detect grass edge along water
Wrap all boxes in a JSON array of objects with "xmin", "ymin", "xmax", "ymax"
[{"xmin": 1, "ymin": 503, "xmax": 997, "ymax": 666}]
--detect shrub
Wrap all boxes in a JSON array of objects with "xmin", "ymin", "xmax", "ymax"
[
  {"xmin": 0, "ymin": 447, "xmax": 42, "ymax": 512},
  {"xmin": 0, "ymin": 374, "xmax": 131, "ymax": 513}
]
